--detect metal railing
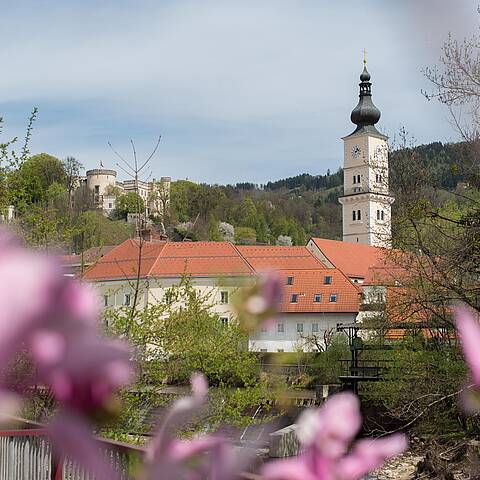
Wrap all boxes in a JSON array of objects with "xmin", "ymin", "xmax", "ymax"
[
  {"xmin": 0, "ymin": 418, "xmax": 142, "ymax": 480},
  {"xmin": 0, "ymin": 429, "xmax": 53, "ymax": 479},
  {"xmin": 0, "ymin": 417, "xmax": 263, "ymax": 479}
]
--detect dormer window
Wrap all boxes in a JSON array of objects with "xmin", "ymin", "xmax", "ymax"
[
  {"xmin": 314, "ymin": 294, "xmax": 322, "ymax": 303},
  {"xmin": 286, "ymin": 276, "xmax": 294, "ymax": 285},
  {"xmin": 324, "ymin": 276, "xmax": 332, "ymax": 285},
  {"xmin": 329, "ymin": 294, "xmax": 338, "ymax": 302},
  {"xmin": 291, "ymin": 294, "xmax": 298, "ymax": 303}
]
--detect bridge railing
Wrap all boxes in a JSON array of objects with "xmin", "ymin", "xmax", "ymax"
[{"xmin": 0, "ymin": 417, "xmax": 143, "ymax": 480}]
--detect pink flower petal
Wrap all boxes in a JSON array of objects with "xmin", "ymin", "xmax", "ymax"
[
  {"xmin": 455, "ymin": 305, "xmax": 480, "ymax": 385},
  {"xmin": 338, "ymin": 434, "xmax": 407, "ymax": 480},
  {"xmin": 30, "ymin": 330, "xmax": 66, "ymax": 365}
]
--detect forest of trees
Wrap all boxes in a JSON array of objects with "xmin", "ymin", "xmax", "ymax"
[
  {"xmin": 0, "ymin": 137, "xmax": 473, "ymax": 253},
  {"xmin": 162, "ymin": 140, "xmax": 473, "ymax": 247}
]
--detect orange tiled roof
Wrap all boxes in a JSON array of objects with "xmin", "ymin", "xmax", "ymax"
[
  {"xmin": 237, "ymin": 245, "xmax": 326, "ymax": 271},
  {"xmin": 150, "ymin": 242, "xmax": 254, "ymax": 277},
  {"xmin": 83, "ymin": 240, "xmax": 254, "ymax": 280},
  {"xmin": 83, "ymin": 239, "xmax": 360, "ymax": 313},
  {"xmin": 83, "ymin": 240, "xmax": 167, "ymax": 281},
  {"xmin": 278, "ymin": 269, "xmax": 360, "ymax": 313},
  {"xmin": 59, "ymin": 246, "xmax": 115, "ymax": 267},
  {"xmin": 310, "ymin": 238, "xmax": 385, "ymax": 279}
]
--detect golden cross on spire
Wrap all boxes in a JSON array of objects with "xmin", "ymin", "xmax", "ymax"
[{"xmin": 363, "ymin": 48, "xmax": 367, "ymax": 66}]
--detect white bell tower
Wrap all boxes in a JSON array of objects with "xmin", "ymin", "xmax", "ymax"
[{"xmin": 338, "ymin": 60, "xmax": 394, "ymax": 248}]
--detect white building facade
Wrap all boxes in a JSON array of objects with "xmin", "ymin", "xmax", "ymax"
[{"xmin": 83, "ymin": 240, "xmax": 361, "ymax": 353}]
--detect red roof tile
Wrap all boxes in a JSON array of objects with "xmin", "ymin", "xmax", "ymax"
[
  {"xmin": 83, "ymin": 240, "xmax": 166, "ymax": 281},
  {"xmin": 83, "ymin": 240, "xmax": 253, "ymax": 280},
  {"xmin": 277, "ymin": 269, "xmax": 360, "ymax": 313},
  {"xmin": 151, "ymin": 242, "xmax": 253, "ymax": 277},
  {"xmin": 83, "ymin": 239, "xmax": 360, "ymax": 314},
  {"xmin": 310, "ymin": 238, "xmax": 385, "ymax": 279},
  {"xmin": 237, "ymin": 245, "xmax": 325, "ymax": 271}
]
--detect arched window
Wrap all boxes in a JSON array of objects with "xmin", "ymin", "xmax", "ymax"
[
  {"xmin": 352, "ymin": 211, "xmax": 356, "ymax": 221},
  {"xmin": 357, "ymin": 210, "xmax": 361, "ymax": 220}
]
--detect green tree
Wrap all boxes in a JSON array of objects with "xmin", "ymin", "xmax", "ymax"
[
  {"xmin": 13, "ymin": 153, "xmax": 66, "ymax": 208},
  {"xmin": 236, "ymin": 196, "xmax": 258, "ymax": 229},
  {"xmin": 104, "ymin": 277, "xmax": 258, "ymax": 387},
  {"xmin": 235, "ymin": 226, "xmax": 257, "ymax": 245},
  {"xmin": 113, "ymin": 192, "xmax": 145, "ymax": 220},
  {"xmin": 73, "ymin": 210, "xmax": 134, "ymax": 253}
]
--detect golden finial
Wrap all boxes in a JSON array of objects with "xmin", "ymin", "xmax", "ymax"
[{"xmin": 363, "ymin": 48, "xmax": 367, "ymax": 66}]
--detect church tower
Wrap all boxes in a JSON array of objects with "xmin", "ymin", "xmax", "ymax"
[{"xmin": 338, "ymin": 60, "xmax": 394, "ymax": 248}]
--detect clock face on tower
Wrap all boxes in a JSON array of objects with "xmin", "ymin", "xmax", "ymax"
[{"xmin": 351, "ymin": 145, "xmax": 361, "ymax": 159}]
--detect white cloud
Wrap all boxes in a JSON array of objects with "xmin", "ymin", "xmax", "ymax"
[{"xmin": 0, "ymin": 0, "xmax": 476, "ymax": 183}]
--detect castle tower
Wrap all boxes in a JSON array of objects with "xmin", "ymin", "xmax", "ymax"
[{"xmin": 338, "ymin": 61, "xmax": 394, "ymax": 248}]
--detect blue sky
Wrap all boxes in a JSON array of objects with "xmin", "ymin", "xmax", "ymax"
[{"xmin": 0, "ymin": 1, "xmax": 477, "ymax": 184}]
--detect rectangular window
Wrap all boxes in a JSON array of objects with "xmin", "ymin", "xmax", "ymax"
[
  {"xmin": 221, "ymin": 317, "xmax": 229, "ymax": 327},
  {"xmin": 108, "ymin": 203, "xmax": 113, "ymax": 209},
  {"xmin": 220, "ymin": 291, "xmax": 229, "ymax": 304},
  {"xmin": 277, "ymin": 323, "xmax": 285, "ymax": 333},
  {"xmin": 312, "ymin": 323, "xmax": 319, "ymax": 333},
  {"xmin": 324, "ymin": 276, "xmax": 332, "ymax": 285},
  {"xmin": 357, "ymin": 210, "xmax": 361, "ymax": 221},
  {"xmin": 286, "ymin": 276, "xmax": 294, "ymax": 285},
  {"xmin": 329, "ymin": 294, "xmax": 338, "ymax": 303},
  {"xmin": 104, "ymin": 295, "xmax": 109, "ymax": 307},
  {"xmin": 164, "ymin": 291, "xmax": 174, "ymax": 305},
  {"xmin": 277, "ymin": 349, "xmax": 284, "ymax": 353},
  {"xmin": 296, "ymin": 323, "xmax": 304, "ymax": 333},
  {"xmin": 291, "ymin": 294, "xmax": 298, "ymax": 303},
  {"xmin": 124, "ymin": 294, "xmax": 131, "ymax": 306},
  {"xmin": 314, "ymin": 294, "xmax": 322, "ymax": 302}
]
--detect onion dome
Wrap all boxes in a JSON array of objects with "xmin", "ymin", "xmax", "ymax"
[{"xmin": 350, "ymin": 63, "xmax": 381, "ymax": 133}]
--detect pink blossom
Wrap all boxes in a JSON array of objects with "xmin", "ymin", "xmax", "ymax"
[
  {"xmin": 455, "ymin": 305, "xmax": 480, "ymax": 385},
  {"xmin": 263, "ymin": 392, "xmax": 407, "ymax": 480},
  {"xmin": 145, "ymin": 373, "xmax": 244, "ymax": 480},
  {"xmin": 0, "ymin": 236, "xmax": 62, "ymax": 368},
  {"xmin": 237, "ymin": 271, "xmax": 283, "ymax": 332},
  {"xmin": 48, "ymin": 412, "xmax": 121, "ymax": 480},
  {"xmin": 0, "ymin": 228, "xmax": 133, "ymax": 476}
]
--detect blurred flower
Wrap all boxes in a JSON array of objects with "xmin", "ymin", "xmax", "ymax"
[
  {"xmin": 235, "ymin": 271, "xmax": 282, "ymax": 333},
  {"xmin": 49, "ymin": 412, "xmax": 121, "ymax": 480},
  {"xmin": 0, "ymin": 228, "xmax": 133, "ymax": 478},
  {"xmin": 263, "ymin": 392, "xmax": 407, "ymax": 480},
  {"xmin": 455, "ymin": 305, "xmax": 480, "ymax": 412},
  {"xmin": 145, "ymin": 373, "xmax": 244, "ymax": 480},
  {"xmin": 455, "ymin": 305, "xmax": 480, "ymax": 385}
]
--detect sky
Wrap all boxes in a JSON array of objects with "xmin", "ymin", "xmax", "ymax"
[{"xmin": 0, "ymin": 0, "xmax": 477, "ymax": 184}]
